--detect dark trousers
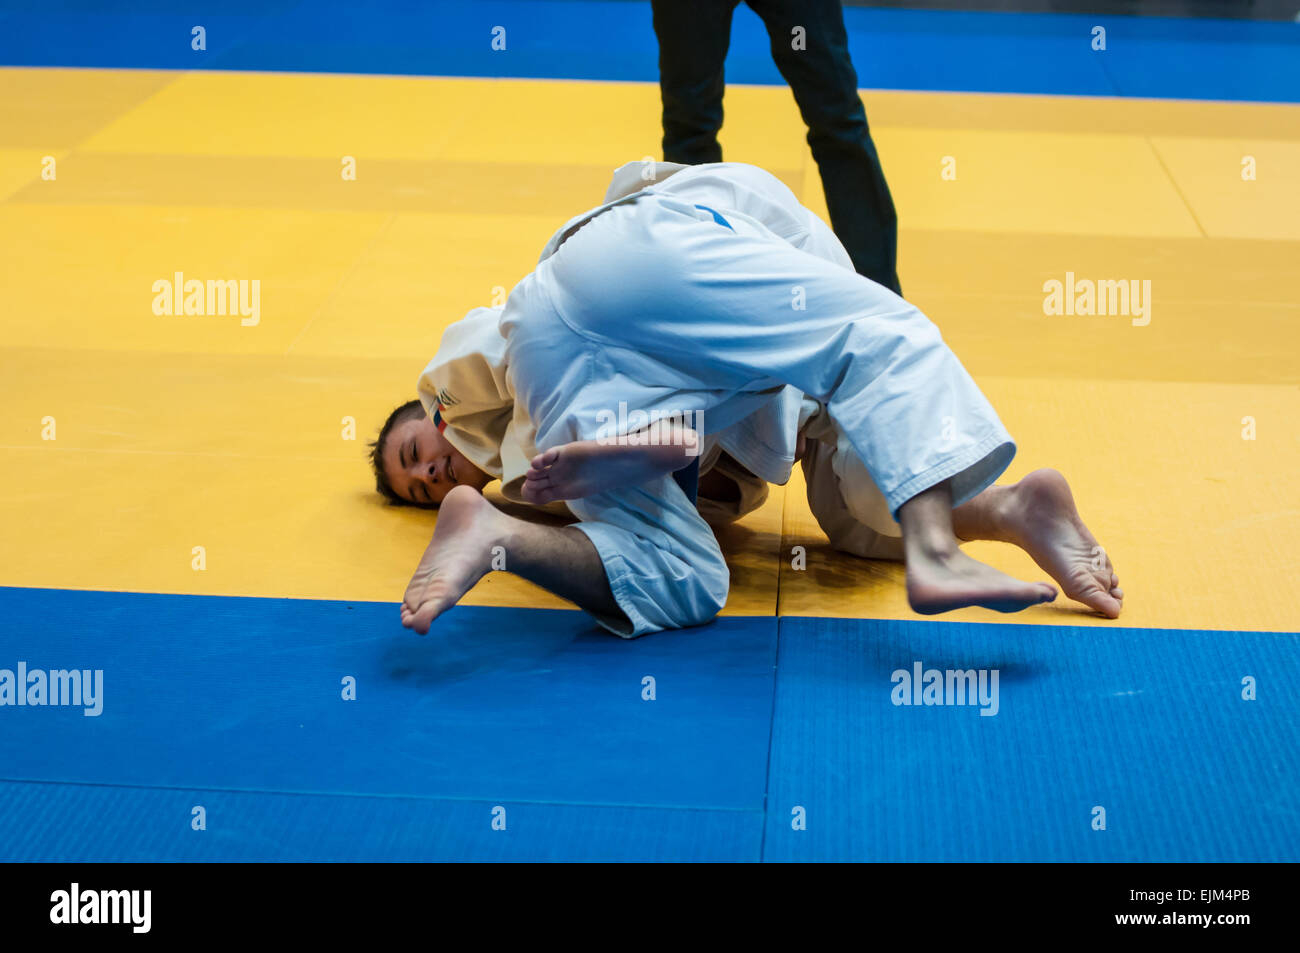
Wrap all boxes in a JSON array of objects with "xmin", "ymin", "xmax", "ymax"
[{"xmin": 651, "ymin": 0, "xmax": 901, "ymax": 295}]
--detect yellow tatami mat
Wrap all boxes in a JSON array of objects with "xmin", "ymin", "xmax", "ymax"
[{"xmin": 1, "ymin": 67, "xmax": 1296, "ymax": 631}]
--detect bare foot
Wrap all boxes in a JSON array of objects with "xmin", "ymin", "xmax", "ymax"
[
  {"xmin": 995, "ymin": 468, "xmax": 1124, "ymax": 618},
  {"xmin": 522, "ymin": 429, "xmax": 698, "ymax": 504},
  {"xmin": 906, "ymin": 544, "xmax": 1059, "ymax": 615},
  {"xmin": 401, "ymin": 485, "xmax": 506, "ymax": 634}
]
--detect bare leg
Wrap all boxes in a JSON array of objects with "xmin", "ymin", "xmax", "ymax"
[
  {"xmin": 952, "ymin": 468, "xmax": 1123, "ymax": 618},
  {"xmin": 401, "ymin": 485, "xmax": 624, "ymax": 634},
  {"xmin": 898, "ymin": 480, "xmax": 1058, "ymax": 614},
  {"xmin": 521, "ymin": 432, "xmax": 1121, "ymax": 619},
  {"xmin": 522, "ymin": 426, "xmax": 699, "ymax": 504}
]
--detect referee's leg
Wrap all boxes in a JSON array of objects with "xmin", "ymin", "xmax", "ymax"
[
  {"xmin": 750, "ymin": 0, "xmax": 902, "ymax": 294},
  {"xmin": 651, "ymin": 0, "xmax": 741, "ymax": 164}
]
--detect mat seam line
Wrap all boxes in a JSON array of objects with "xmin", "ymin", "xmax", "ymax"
[
  {"xmin": 283, "ymin": 210, "xmax": 399, "ymax": 355},
  {"xmin": 1144, "ymin": 136, "xmax": 1209, "ymax": 238},
  {"xmin": 0, "ymin": 776, "xmax": 764, "ymax": 814},
  {"xmin": 2, "ymin": 587, "xmax": 1298, "ymax": 636},
  {"xmin": 760, "ymin": 481, "xmax": 793, "ymax": 863}
]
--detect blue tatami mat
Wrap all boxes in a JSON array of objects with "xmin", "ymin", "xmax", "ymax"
[
  {"xmin": 1, "ymin": 1, "xmax": 1297, "ymax": 102},
  {"xmin": 0, "ymin": 588, "xmax": 778, "ymax": 811},
  {"xmin": 6, "ymin": 587, "xmax": 1297, "ymax": 861},
  {"xmin": 763, "ymin": 617, "xmax": 1300, "ymax": 862},
  {"xmin": 0, "ymin": 781, "xmax": 759, "ymax": 862}
]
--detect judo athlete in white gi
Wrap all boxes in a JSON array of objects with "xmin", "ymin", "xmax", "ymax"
[{"xmin": 374, "ymin": 161, "xmax": 1124, "ymax": 637}]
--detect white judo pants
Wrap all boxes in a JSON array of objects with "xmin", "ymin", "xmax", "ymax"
[{"xmin": 501, "ymin": 166, "xmax": 1015, "ymax": 637}]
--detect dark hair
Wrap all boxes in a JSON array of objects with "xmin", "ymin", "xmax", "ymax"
[{"xmin": 368, "ymin": 398, "xmax": 438, "ymax": 509}]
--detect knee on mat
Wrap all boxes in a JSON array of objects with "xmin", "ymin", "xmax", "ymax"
[
  {"xmin": 831, "ymin": 528, "xmax": 904, "ymax": 563},
  {"xmin": 675, "ymin": 550, "xmax": 730, "ymax": 627}
]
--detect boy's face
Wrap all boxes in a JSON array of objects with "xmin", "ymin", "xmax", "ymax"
[{"xmin": 382, "ymin": 414, "xmax": 492, "ymax": 505}]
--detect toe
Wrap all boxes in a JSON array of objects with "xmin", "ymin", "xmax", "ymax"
[
  {"xmin": 1085, "ymin": 588, "xmax": 1123, "ymax": 618},
  {"xmin": 414, "ymin": 604, "xmax": 440, "ymax": 634},
  {"xmin": 523, "ymin": 483, "xmax": 557, "ymax": 505}
]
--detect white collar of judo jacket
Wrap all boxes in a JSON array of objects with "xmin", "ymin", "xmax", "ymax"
[{"xmin": 417, "ymin": 160, "xmax": 810, "ymax": 505}]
